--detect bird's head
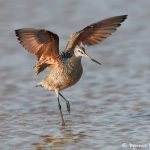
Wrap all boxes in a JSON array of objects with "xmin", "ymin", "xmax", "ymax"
[{"xmin": 74, "ymin": 46, "xmax": 101, "ymax": 65}]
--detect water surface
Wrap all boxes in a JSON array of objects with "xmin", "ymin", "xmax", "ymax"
[{"xmin": 0, "ymin": 0, "xmax": 150, "ymax": 149}]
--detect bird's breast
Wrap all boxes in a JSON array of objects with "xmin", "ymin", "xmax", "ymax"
[
  {"xmin": 58, "ymin": 60, "xmax": 83, "ymax": 90},
  {"xmin": 42, "ymin": 58, "xmax": 83, "ymax": 91}
]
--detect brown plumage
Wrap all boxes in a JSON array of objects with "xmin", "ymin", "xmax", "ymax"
[
  {"xmin": 15, "ymin": 15, "xmax": 127, "ymax": 125},
  {"xmin": 65, "ymin": 15, "xmax": 127, "ymax": 52},
  {"xmin": 15, "ymin": 29, "xmax": 60, "ymax": 74}
]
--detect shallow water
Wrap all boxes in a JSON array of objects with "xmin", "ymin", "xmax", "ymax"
[{"xmin": 0, "ymin": 0, "xmax": 150, "ymax": 150}]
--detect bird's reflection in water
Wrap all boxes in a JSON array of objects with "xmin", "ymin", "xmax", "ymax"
[{"xmin": 32, "ymin": 123, "xmax": 86, "ymax": 150}]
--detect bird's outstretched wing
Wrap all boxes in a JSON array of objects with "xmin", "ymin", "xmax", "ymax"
[
  {"xmin": 15, "ymin": 28, "xmax": 60, "ymax": 75},
  {"xmin": 64, "ymin": 15, "xmax": 127, "ymax": 52}
]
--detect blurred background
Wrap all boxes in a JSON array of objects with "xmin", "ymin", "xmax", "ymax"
[{"xmin": 0, "ymin": 0, "xmax": 150, "ymax": 150}]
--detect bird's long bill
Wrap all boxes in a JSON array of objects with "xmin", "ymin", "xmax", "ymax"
[{"xmin": 84, "ymin": 52, "xmax": 101, "ymax": 65}]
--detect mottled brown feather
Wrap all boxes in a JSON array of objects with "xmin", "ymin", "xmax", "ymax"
[
  {"xmin": 15, "ymin": 28, "xmax": 60, "ymax": 74},
  {"xmin": 65, "ymin": 15, "xmax": 127, "ymax": 51}
]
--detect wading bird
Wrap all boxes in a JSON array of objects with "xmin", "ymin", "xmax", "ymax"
[{"xmin": 15, "ymin": 15, "xmax": 127, "ymax": 125}]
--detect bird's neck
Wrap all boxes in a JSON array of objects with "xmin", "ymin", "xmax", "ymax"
[
  {"xmin": 66, "ymin": 54, "xmax": 82, "ymax": 75},
  {"xmin": 69, "ymin": 54, "xmax": 82, "ymax": 64},
  {"xmin": 60, "ymin": 52, "xmax": 83, "ymax": 75},
  {"xmin": 64, "ymin": 53, "xmax": 82, "ymax": 69},
  {"xmin": 60, "ymin": 51, "xmax": 82, "ymax": 64}
]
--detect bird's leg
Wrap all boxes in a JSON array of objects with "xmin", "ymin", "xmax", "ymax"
[
  {"xmin": 55, "ymin": 90, "xmax": 65, "ymax": 126},
  {"xmin": 59, "ymin": 92, "xmax": 70, "ymax": 114}
]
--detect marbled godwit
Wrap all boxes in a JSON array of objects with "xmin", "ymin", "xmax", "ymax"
[{"xmin": 15, "ymin": 15, "xmax": 127, "ymax": 125}]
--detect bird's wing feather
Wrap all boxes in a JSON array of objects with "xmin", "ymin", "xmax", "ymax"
[
  {"xmin": 65, "ymin": 15, "xmax": 127, "ymax": 52},
  {"xmin": 15, "ymin": 28, "xmax": 60, "ymax": 74}
]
